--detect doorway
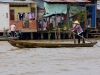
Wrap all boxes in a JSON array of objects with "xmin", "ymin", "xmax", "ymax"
[
  {"xmin": 86, "ymin": 4, "xmax": 96, "ymax": 28},
  {"xmin": 10, "ymin": 10, "xmax": 14, "ymax": 20}
]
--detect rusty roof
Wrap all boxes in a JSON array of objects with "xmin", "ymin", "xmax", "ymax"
[{"xmin": 44, "ymin": 0, "xmax": 91, "ymax": 2}]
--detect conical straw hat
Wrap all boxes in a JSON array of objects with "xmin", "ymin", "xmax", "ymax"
[
  {"xmin": 73, "ymin": 24, "xmax": 76, "ymax": 27},
  {"xmin": 73, "ymin": 20, "xmax": 80, "ymax": 24}
]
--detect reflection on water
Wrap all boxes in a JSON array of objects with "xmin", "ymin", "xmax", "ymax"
[{"xmin": 0, "ymin": 39, "xmax": 100, "ymax": 75}]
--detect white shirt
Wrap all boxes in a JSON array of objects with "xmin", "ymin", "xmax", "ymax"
[
  {"xmin": 56, "ymin": 16, "xmax": 61, "ymax": 23},
  {"xmin": 43, "ymin": 21, "xmax": 47, "ymax": 28},
  {"xmin": 10, "ymin": 24, "xmax": 16, "ymax": 31},
  {"xmin": 50, "ymin": 18, "xmax": 52, "ymax": 23}
]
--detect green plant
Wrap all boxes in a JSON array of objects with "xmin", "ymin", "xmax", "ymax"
[
  {"xmin": 76, "ymin": 10, "xmax": 86, "ymax": 23},
  {"xmin": 59, "ymin": 24, "xmax": 67, "ymax": 28},
  {"xmin": 69, "ymin": 21, "xmax": 73, "ymax": 28}
]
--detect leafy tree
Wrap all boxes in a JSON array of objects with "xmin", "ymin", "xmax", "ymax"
[{"xmin": 76, "ymin": 10, "xmax": 86, "ymax": 23}]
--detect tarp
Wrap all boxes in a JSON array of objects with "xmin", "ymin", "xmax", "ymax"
[
  {"xmin": 44, "ymin": 0, "xmax": 91, "ymax": 2},
  {"xmin": 44, "ymin": 2, "xmax": 85, "ymax": 17},
  {"xmin": 43, "ymin": 13, "xmax": 53, "ymax": 17},
  {"xmin": 44, "ymin": 2, "xmax": 67, "ymax": 16}
]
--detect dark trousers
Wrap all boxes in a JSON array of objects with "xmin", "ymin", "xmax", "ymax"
[
  {"xmin": 11, "ymin": 31, "xmax": 15, "ymax": 37},
  {"xmin": 58, "ymin": 22, "xmax": 61, "ymax": 27},
  {"xmin": 50, "ymin": 23, "xmax": 53, "ymax": 30},
  {"xmin": 78, "ymin": 32, "xmax": 85, "ymax": 44}
]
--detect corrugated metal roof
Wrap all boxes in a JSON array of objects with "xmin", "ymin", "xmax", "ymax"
[
  {"xmin": 34, "ymin": 0, "xmax": 44, "ymax": 9},
  {"xmin": 97, "ymin": 1, "xmax": 100, "ymax": 10},
  {"xmin": 0, "ymin": 0, "xmax": 36, "ymax": 3},
  {"xmin": 44, "ymin": 0, "xmax": 90, "ymax": 2}
]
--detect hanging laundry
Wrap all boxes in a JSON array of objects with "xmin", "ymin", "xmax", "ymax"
[
  {"xmin": 27, "ymin": 13, "xmax": 35, "ymax": 20},
  {"xmin": 27, "ymin": 13, "xmax": 29, "ymax": 19},
  {"xmin": 22, "ymin": 13, "xmax": 25, "ymax": 18},
  {"xmin": 27, "ymin": 13, "xmax": 31, "ymax": 20},
  {"xmin": 43, "ymin": 19, "xmax": 47, "ymax": 30},
  {"xmin": 20, "ymin": 13, "xmax": 24, "ymax": 20},
  {"xmin": 17, "ymin": 13, "xmax": 21, "ymax": 20},
  {"xmin": 32, "ymin": 13, "xmax": 35, "ymax": 19},
  {"xmin": 17, "ymin": 13, "xmax": 24, "ymax": 20}
]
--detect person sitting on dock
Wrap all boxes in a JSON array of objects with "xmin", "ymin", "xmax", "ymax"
[
  {"xmin": 7, "ymin": 29, "xmax": 11, "ymax": 37},
  {"xmin": 69, "ymin": 20, "xmax": 85, "ymax": 44}
]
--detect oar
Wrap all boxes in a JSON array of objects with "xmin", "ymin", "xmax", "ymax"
[
  {"xmin": 71, "ymin": 31, "xmax": 85, "ymax": 40},
  {"xmin": 66, "ymin": 29, "xmax": 99, "ymax": 47},
  {"xmin": 67, "ymin": 29, "xmax": 85, "ymax": 40},
  {"xmin": 68, "ymin": 29, "xmax": 98, "ymax": 44}
]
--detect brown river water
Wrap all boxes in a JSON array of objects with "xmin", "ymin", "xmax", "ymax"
[{"xmin": 0, "ymin": 39, "xmax": 100, "ymax": 75}]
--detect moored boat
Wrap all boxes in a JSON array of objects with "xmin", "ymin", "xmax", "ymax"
[
  {"xmin": 0, "ymin": 36, "xmax": 19, "ymax": 41},
  {"xmin": 8, "ymin": 40, "xmax": 97, "ymax": 48}
]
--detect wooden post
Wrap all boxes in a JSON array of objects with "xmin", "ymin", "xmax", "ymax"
[
  {"xmin": 3, "ymin": 30, "xmax": 7, "ymax": 36},
  {"xmin": 48, "ymin": 32, "xmax": 50, "ymax": 40},
  {"xmin": 66, "ymin": 4, "xmax": 70, "ymax": 39},
  {"xmin": 41, "ymin": 33, "xmax": 43, "ymax": 39},
  {"xmin": 67, "ymin": 4, "xmax": 70, "ymax": 29},
  {"xmin": 20, "ymin": 32, "xmax": 23, "ymax": 40},
  {"xmin": 73, "ymin": 32, "xmax": 76, "ymax": 44},
  {"xmin": 63, "ymin": 31, "xmax": 65, "ymax": 39},
  {"xmin": 58, "ymin": 28, "xmax": 61, "ymax": 39},
  {"xmin": 55, "ymin": 12, "xmax": 57, "ymax": 39},
  {"xmin": 30, "ymin": 32, "xmax": 33, "ymax": 40}
]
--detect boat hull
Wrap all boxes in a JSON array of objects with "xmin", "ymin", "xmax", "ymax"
[
  {"xmin": 0, "ymin": 36, "xmax": 19, "ymax": 41},
  {"xmin": 8, "ymin": 40, "xmax": 97, "ymax": 48}
]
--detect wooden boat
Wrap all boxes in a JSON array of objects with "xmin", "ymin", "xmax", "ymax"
[
  {"xmin": 0, "ymin": 36, "xmax": 19, "ymax": 41},
  {"xmin": 8, "ymin": 40, "xmax": 97, "ymax": 48}
]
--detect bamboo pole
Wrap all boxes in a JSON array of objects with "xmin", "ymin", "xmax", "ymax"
[
  {"xmin": 68, "ymin": 29, "xmax": 86, "ymax": 43},
  {"xmin": 67, "ymin": 4, "xmax": 76, "ymax": 43},
  {"xmin": 67, "ymin": 4, "xmax": 70, "ymax": 29},
  {"xmin": 55, "ymin": 11, "xmax": 57, "ymax": 39},
  {"xmin": 58, "ymin": 28, "xmax": 60, "ymax": 39},
  {"xmin": 72, "ymin": 32, "xmax": 76, "ymax": 44}
]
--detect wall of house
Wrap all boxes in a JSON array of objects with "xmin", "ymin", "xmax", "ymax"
[
  {"xmin": 31, "ymin": 3, "xmax": 37, "ymax": 20},
  {"xmin": 10, "ymin": 4, "xmax": 33, "ymax": 21},
  {"xmin": 0, "ymin": 0, "xmax": 34, "ymax": 1},
  {"xmin": 10, "ymin": 20, "xmax": 37, "ymax": 32},
  {"xmin": 10, "ymin": 3, "xmax": 37, "ymax": 32},
  {"xmin": 0, "ymin": 3, "xmax": 9, "ymax": 32}
]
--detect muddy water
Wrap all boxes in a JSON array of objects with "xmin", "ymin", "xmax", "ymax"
[{"xmin": 0, "ymin": 39, "xmax": 100, "ymax": 75}]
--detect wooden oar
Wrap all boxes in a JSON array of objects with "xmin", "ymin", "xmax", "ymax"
[
  {"xmin": 72, "ymin": 31, "xmax": 85, "ymax": 39},
  {"xmin": 68, "ymin": 29, "xmax": 98, "ymax": 44},
  {"xmin": 67, "ymin": 29, "xmax": 86, "ymax": 43},
  {"xmin": 66, "ymin": 29, "xmax": 99, "ymax": 47}
]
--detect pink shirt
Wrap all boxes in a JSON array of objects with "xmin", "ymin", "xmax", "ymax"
[{"xmin": 71, "ymin": 25, "xmax": 83, "ymax": 35}]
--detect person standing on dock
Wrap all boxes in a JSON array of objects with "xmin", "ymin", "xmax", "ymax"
[
  {"xmin": 10, "ymin": 24, "xmax": 16, "ymax": 37},
  {"xmin": 69, "ymin": 20, "xmax": 85, "ymax": 44},
  {"xmin": 56, "ymin": 15, "xmax": 62, "ymax": 28},
  {"xmin": 43, "ymin": 19, "xmax": 47, "ymax": 30}
]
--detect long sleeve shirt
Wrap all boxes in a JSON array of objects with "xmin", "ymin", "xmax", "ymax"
[{"xmin": 71, "ymin": 25, "xmax": 83, "ymax": 35}]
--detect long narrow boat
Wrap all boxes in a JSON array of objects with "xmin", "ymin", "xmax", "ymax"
[
  {"xmin": 0, "ymin": 36, "xmax": 19, "ymax": 41},
  {"xmin": 8, "ymin": 40, "xmax": 97, "ymax": 48}
]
